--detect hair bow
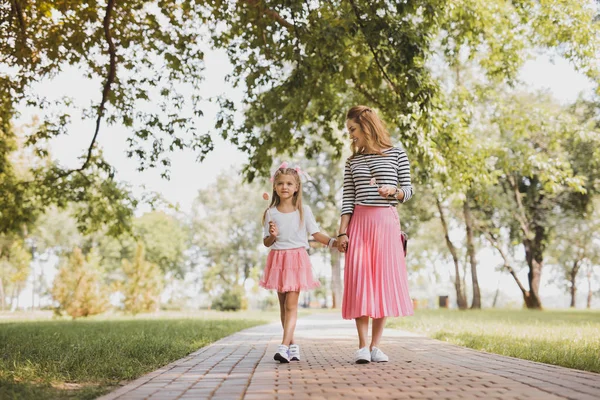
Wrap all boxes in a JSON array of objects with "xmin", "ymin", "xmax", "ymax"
[{"xmin": 269, "ymin": 162, "xmax": 312, "ymax": 182}]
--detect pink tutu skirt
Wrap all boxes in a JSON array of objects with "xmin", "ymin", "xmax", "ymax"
[
  {"xmin": 259, "ymin": 248, "xmax": 320, "ymax": 293},
  {"xmin": 342, "ymin": 205, "xmax": 413, "ymax": 319}
]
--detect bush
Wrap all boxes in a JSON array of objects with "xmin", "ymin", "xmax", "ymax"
[{"xmin": 211, "ymin": 287, "xmax": 247, "ymax": 311}]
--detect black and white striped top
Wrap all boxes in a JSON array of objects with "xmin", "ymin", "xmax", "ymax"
[{"xmin": 341, "ymin": 147, "xmax": 413, "ymax": 215}]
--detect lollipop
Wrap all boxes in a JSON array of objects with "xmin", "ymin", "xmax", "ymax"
[{"xmin": 263, "ymin": 192, "xmax": 272, "ymax": 220}]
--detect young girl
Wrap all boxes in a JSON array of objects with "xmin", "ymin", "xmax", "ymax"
[{"xmin": 260, "ymin": 165, "xmax": 337, "ymax": 363}]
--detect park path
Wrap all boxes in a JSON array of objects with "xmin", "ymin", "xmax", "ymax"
[{"xmin": 98, "ymin": 313, "xmax": 600, "ymax": 400}]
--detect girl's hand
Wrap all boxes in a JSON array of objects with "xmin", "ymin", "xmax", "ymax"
[
  {"xmin": 337, "ymin": 235, "xmax": 349, "ymax": 253},
  {"xmin": 378, "ymin": 185, "xmax": 397, "ymax": 199},
  {"xmin": 268, "ymin": 221, "xmax": 279, "ymax": 237}
]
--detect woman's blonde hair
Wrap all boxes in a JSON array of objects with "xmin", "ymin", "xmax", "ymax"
[
  {"xmin": 262, "ymin": 168, "xmax": 304, "ymax": 225},
  {"xmin": 346, "ymin": 106, "xmax": 393, "ymax": 157}
]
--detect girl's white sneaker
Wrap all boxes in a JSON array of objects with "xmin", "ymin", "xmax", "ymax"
[
  {"xmin": 370, "ymin": 347, "xmax": 389, "ymax": 362},
  {"xmin": 354, "ymin": 346, "xmax": 371, "ymax": 364},
  {"xmin": 289, "ymin": 344, "xmax": 301, "ymax": 361},
  {"xmin": 274, "ymin": 344, "xmax": 290, "ymax": 363}
]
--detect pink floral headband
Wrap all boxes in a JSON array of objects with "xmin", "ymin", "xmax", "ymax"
[{"xmin": 269, "ymin": 161, "xmax": 312, "ymax": 182}]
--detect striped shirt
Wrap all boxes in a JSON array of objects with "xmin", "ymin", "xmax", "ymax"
[{"xmin": 341, "ymin": 147, "xmax": 413, "ymax": 215}]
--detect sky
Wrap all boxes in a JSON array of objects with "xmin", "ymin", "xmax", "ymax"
[{"xmin": 12, "ymin": 44, "xmax": 598, "ymax": 310}]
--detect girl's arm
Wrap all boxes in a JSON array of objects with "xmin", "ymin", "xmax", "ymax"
[
  {"xmin": 312, "ymin": 232, "xmax": 337, "ymax": 248},
  {"xmin": 263, "ymin": 221, "xmax": 278, "ymax": 247},
  {"xmin": 263, "ymin": 235, "xmax": 276, "ymax": 247}
]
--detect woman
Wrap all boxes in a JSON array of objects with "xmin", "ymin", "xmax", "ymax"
[{"xmin": 337, "ymin": 105, "xmax": 414, "ymax": 364}]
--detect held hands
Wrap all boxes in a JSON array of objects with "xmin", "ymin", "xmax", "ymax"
[
  {"xmin": 378, "ymin": 184, "xmax": 397, "ymax": 199},
  {"xmin": 268, "ymin": 221, "xmax": 279, "ymax": 237},
  {"xmin": 337, "ymin": 235, "xmax": 349, "ymax": 253}
]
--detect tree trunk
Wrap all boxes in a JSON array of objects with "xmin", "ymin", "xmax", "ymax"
[
  {"xmin": 330, "ymin": 249, "xmax": 342, "ymax": 309},
  {"xmin": 0, "ymin": 277, "xmax": 5, "ymax": 311},
  {"xmin": 436, "ymin": 199, "xmax": 468, "ymax": 309},
  {"xmin": 523, "ymin": 239, "xmax": 543, "ymax": 309},
  {"xmin": 569, "ymin": 260, "xmax": 581, "ymax": 308},
  {"xmin": 463, "ymin": 200, "xmax": 481, "ymax": 309},
  {"xmin": 586, "ymin": 267, "xmax": 593, "ymax": 309}
]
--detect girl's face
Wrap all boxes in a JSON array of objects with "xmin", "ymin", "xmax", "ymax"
[
  {"xmin": 274, "ymin": 174, "xmax": 298, "ymax": 200},
  {"xmin": 346, "ymin": 119, "xmax": 366, "ymax": 149}
]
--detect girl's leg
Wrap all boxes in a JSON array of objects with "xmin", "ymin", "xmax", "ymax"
[
  {"xmin": 277, "ymin": 292, "xmax": 295, "ymax": 345},
  {"xmin": 370, "ymin": 317, "xmax": 387, "ymax": 350},
  {"xmin": 281, "ymin": 291, "xmax": 300, "ymax": 346},
  {"xmin": 277, "ymin": 292, "xmax": 287, "ymax": 328},
  {"xmin": 355, "ymin": 316, "xmax": 370, "ymax": 349}
]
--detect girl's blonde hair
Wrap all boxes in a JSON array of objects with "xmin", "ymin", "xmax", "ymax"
[
  {"xmin": 262, "ymin": 168, "xmax": 304, "ymax": 225},
  {"xmin": 346, "ymin": 105, "xmax": 393, "ymax": 157}
]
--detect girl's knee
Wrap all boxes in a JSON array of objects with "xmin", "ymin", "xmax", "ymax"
[{"xmin": 285, "ymin": 303, "xmax": 298, "ymax": 313}]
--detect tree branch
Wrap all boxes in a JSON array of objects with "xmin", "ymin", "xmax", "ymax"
[
  {"xmin": 506, "ymin": 173, "xmax": 532, "ymax": 238},
  {"xmin": 351, "ymin": 73, "xmax": 386, "ymax": 110},
  {"xmin": 56, "ymin": 0, "xmax": 117, "ymax": 179},
  {"xmin": 482, "ymin": 230, "xmax": 528, "ymax": 294},
  {"xmin": 240, "ymin": 0, "xmax": 294, "ymax": 30},
  {"xmin": 10, "ymin": 0, "xmax": 27, "ymax": 41},
  {"xmin": 348, "ymin": 0, "xmax": 400, "ymax": 96}
]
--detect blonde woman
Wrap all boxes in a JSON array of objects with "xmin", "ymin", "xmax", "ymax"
[{"xmin": 337, "ymin": 106, "xmax": 414, "ymax": 364}]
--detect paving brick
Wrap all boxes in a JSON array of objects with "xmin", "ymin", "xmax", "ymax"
[{"xmin": 97, "ymin": 313, "xmax": 600, "ymax": 400}]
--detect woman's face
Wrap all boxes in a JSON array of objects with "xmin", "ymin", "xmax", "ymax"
[{"xmin": 346, "ymin": 119, "xmax": 366, "ymax": 149}]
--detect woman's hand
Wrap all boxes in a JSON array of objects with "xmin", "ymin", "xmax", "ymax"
[
  {"xmin": 378, "ymin": 185, "xmax": 397, "ymax": 199},
  {"xmin": 337, "ymin": 235, "xmax": 349, "ymax": 253},
  {"xmin": 269, "ymin": 221, "xmax": 279, "ymax": 237}
]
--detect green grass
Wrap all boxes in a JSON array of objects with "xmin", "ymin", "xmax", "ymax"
[
  {"xmin": 0, "ymin": 314, "xmax": 267, "ymax": 400},
  {"xmin": 387, "ymin": 308, "xmax": 600, "ymax": 373}
]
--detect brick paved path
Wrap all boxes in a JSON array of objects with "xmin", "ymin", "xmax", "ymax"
[{"xmin": 99, "ymin": 313, "xmax": 600, "ymax": 400}]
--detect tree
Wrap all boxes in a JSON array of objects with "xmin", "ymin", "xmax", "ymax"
[
  {"xmin": 191, "ymin": 172, "xmax": 265, "ymax": 299},
  {"xmin": 0, "ymin": 238, "xmax": 31, "ymax": 310},
  {"xmin": 51, "ymin": 247, "xmax": 109, "ymax": 318},
  {"xmin": 120, "ymin": 243, "xmax": 163, "ymax": 314},
  {"xmin": 476, "ymin": 92, "xmax": 599, "ymax": 309}
]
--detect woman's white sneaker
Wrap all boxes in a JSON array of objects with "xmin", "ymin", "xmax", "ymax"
[
  {"xmin": 354, "ymin": 346, "xmax": 371, "ymax": 364},
  {"xmin": 274, "ymin": 344, "xmax": 290, "ymax": 363},
  {"xmin": 289, "ymin": 344, "xmax": 301, "ymax": 361},
  {"xmin": 370, "ymin": 347, "xmax": 389, "ymax": 362}
]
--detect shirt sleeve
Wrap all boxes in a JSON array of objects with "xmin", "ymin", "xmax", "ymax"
[
  {"xmin": 397, "ymin": 149, "xmax": 413, "ymax": 203},
  {"xmin": 263, "ymin": 210, "xmax": 272, "ymax": 239},
  {"xmin": 341, "ymin": 158, "xmax": 356, "ymax": 215},
  {"xmin": 304, "ymin": 206, "xmax": 320, "ymax": 235}
]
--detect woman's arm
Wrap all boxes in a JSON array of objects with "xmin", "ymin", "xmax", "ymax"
[{"xmin": 337, "ymin": 214, "xmax": 351, "ymax": 252}]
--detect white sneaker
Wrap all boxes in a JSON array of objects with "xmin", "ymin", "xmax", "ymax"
[
  {"xmin": 354, "ymin": 346, "xmax": 371, "ymax": 364},
  {"xmin": 289, "ymin": 344, "xmax": 300, "ymax": 361},
  {"xmin": 274, "ymin": 344, "xmax": 290, "ymax": 363},
  {"xmin": 371, "ymin": 347, "xmax": 389, "ymax": 362}
]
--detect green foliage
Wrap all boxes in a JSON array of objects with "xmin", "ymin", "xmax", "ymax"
[
  {"xmin": 95, "ymin": 210, "xmax": 189, "ymax": 279},
  {"xmin": 51, "ymin": 247, "xmax": 109, "ymax": 319},
  {"xmin": 211, "ymin": 286, "xmax": 247, "ymax": 311},
  {"xmin": 192, "ymin": 172, "xmax": 266, "ymax": 294},
  {"xmin": 120, "ymin": 243, "xmax": 163, "ymax": 315}
]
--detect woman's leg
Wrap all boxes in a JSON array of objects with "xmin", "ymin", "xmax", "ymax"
[
  {"xmin": 282, "ymin": 291, "xmax": 300, "ymax": 346},
  {"xmin": 355, "ymin": 316, "xmax": 370, "ymax": 349},
  {"xmin": 370, "ymin": 317, "xmax": 386, "ymax": 350}
]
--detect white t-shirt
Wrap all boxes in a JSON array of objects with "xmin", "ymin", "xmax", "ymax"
[{"xmin": 263, "ymin": 205, "xmax": 320, "ymax": 250}]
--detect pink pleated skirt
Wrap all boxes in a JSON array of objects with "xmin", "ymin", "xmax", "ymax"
[
  {"xmin": 342, "ymin": 205, "xmax": 413, "ymax": 319},
  {"xmin": 260, "ymin": 248, "xmax": 321, "ymax": 293}
]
